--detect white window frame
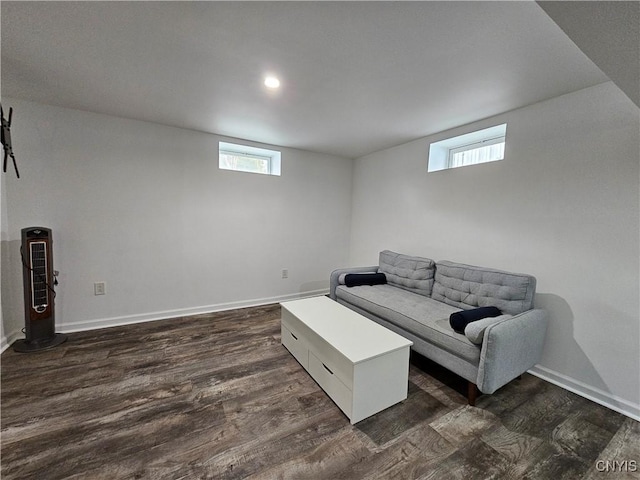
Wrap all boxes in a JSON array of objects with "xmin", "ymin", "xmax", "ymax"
[
  {"xmin": 219, "ymin": 141, "xmax": 281, "ymax": 176},
  {"xmin": 428, "ymin": 123, "xmax": 507, "ymax": 173}
]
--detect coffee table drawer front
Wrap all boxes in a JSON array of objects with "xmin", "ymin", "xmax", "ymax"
[
  {"xmin": 308, "ymin": 351, "xmax": 352, "ymax": 419},
  {"xmin": 281, "ymin": 309, "xmax": 315, "ymax": 340},
  {"xmin": 281, "ymin": 324, "xmax": 309, "ymax": 370},
  {"xmin": 305, "ymin": 333, "xmax": 354, "ymax": 387}
]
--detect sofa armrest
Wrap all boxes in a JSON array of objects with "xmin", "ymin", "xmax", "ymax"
[
  {"xmin": 329, "ymin": 266, "xmax": 379, "ymax": 300},
  {"xmin": 476, "ymin": 309, "xmax": 547, "ymax": 394}
]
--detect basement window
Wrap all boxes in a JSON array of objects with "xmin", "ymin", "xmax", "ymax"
[
  {"xmin": 219, "ymin": 142, "xmax": 281, "ymax": 176},
  {"xmin": 428, "ymin": 124, "xmax": 507, "ymax": 172}
]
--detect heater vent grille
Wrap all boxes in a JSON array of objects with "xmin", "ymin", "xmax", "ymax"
[{"xmin": 30, "ymin": 241, "xmax": 48, "ymax": 313}]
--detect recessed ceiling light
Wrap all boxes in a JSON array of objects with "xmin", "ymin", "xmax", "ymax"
[{"xmin": 264, "ymin": 76, "xmax": 280, "ymax": 89}]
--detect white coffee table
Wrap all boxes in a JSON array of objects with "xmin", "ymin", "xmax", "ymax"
[{"xmin": 280, "ymin": 295, "xmax": 413, "ymax": 424}]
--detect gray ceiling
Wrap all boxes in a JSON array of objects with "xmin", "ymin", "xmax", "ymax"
[
  {"xmin": 537, "ymin": 1, "xmax": 639, "ymax": 108},
  {"xmin": 0, "ymin": 2, "xmax": 619, "ymax": 159}
]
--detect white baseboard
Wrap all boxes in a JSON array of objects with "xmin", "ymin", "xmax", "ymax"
[
  {"xmin": 0, "ymin": 289, "xmax": 328, "ymax": 353},
  {"xmin": 1, "ymin": 328, "xmax": 23, "ymax": 353},
  {"xmin": 528, "ymin": 365, "xmax": 640, "ymax": 421}
]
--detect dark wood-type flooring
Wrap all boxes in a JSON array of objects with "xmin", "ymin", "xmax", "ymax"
[{"xmin": 2, "ymin": 304, "xmax": 639, "ymax": 479}]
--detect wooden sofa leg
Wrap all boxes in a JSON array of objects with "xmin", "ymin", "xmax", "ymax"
[{"xmin": 468, "ymin": 382, "xmax": 478, "ymax": 406}]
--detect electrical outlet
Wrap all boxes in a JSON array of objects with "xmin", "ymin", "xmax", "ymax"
[
  {"xmin": 94, "ymin": 282, "xmax": 106, "ymax": 295},
  {"xmin": 281, "ymin": 269, "xmax": 288, "ymax": 279}
]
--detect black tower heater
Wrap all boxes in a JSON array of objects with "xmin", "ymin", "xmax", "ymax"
[{"xmin": 13, "ymin": 227, "xmax": 67, "ymax": 352}]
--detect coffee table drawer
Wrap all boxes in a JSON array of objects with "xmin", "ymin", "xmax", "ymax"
[
  {"xmin": 281, "ymin": 324, "xmax": 309, "ymax": 370},
  {"xmin": 305, "ymin": 333, "xmax": 354, "ymax": 388},
  {"xmin": 308, "ymin": 351, "xmax": 352, "ymax": 418},
  {"xmin": 284, "ymin": 309, "xmax": 353, "ymax": 387},
  {"xmin": 282, "ymin": 308, "xmax": 315, "ymax": 339}
]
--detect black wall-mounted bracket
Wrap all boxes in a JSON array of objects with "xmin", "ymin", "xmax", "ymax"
[{"xmin": 1, "ymin": 103, "xmax": 20, "ymax": 178}]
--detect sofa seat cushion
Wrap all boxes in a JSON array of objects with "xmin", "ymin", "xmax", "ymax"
[{"xmin": 335, "ymin": 284, "xmax": 481, "ymax": 364}]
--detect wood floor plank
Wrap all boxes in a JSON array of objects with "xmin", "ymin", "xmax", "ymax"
[
  {"xmin": 334, "ymin": 423, "xmax": 457, "ymax": 480},
  {"xmin": 417, "ymin": 436, "xmax": 513, "ymax": 480},
  {"xmin": 247, "ymin": 425, "xmax": 371, "ymax": 480},
  {"xmin": 429, "ymin": 405, "xmax": 503, "ymax": 448},
  {"xmin": 356, "ymin": 381, "xmax": 452, "ymax": 447},
  {"xmin": 582, "ymin": 418, "xmax": 640, "ymax": 480}
]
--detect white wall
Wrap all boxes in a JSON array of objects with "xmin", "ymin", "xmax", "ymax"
[
  {"xmin": 0, "ymin": 149, "xmax": 7, "ymax": 347},
  {"xmin": 3, "ymin": 83, "xmax": 638, "ymax": 421},
  {"xmin": 1, "ymin": 99, "xmax": 352, "ymax": 346},
  {"xmin": 349, "ymin": 82, "xmax": 640, "ymax": 419}
]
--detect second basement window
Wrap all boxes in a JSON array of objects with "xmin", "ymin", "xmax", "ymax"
[
  {"xmin": 428, "ymin": 124, "xmax": 507, "ymax": 172},
  {"xmin": 448, "ymin": 135, "xmax": 505, "ymax": 168},
  {"xmin": 219, "ymin": 142, "xmax": 281, "ymax": 176}
]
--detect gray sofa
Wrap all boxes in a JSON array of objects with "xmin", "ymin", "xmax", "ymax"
[{"xmin": 329, "ymin": 250, "xmax": 548, "ymax": 405}]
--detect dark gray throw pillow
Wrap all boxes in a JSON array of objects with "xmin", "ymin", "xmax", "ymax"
[
  {"xmin": 449, "ymin": 306, "xmax": 502, "ymax": 333},
  {"xmin": 345, "ymin": 273, "xmax": 387, "ymax": 287}
]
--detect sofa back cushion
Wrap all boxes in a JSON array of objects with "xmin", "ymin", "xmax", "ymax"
[
  {"xmin": 378, "ymin": 250, "xmax": 435, "ymax": 297},
  {"xmin": 432, "ymin": 260, "xmax": 536, "ymax": 315}
]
